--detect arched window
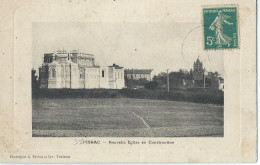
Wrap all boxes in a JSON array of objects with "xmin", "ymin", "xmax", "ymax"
[
  {"xmin": 80, "ymin": 70, "xmax": 84, "ymax": 79},
  {"xmin": 49, "ymin": 68, "xmax": 52, "ymax": 78},
  {"xmin": 102, "ymin": 70, "xmax": 105, "ymax": 77},
  {"xmin": 52, "ymin": 68, "xmax": 56, "ymax": 78}
]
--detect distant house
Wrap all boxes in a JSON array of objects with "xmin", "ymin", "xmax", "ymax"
[
  {"xmin": 182, "ymin": 79, "xmax": 195, "ymax": 88},
  {"xmin": 219, "ymin": 77, "xmax": 224, "ymax": 91},
  {"xmin": 125, "ymin": 69, "xmax": 153, "ymax": 81}
]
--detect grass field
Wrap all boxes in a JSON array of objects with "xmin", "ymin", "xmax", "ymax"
[{"xmin": 32, "ymin": 98, "xmax": 223, "ymax": 137}]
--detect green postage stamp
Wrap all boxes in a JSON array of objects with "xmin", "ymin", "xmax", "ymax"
[{"xmin": 203, "ymin": 6, "xmax": 238, "ymax": 50}]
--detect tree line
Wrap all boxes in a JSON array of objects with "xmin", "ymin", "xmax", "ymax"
[{"xmin": 125, "ymin": 69, "xmax": 222, "ymax": 91}]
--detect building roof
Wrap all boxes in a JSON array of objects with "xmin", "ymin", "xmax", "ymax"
[
  {"xmin": 44, "ymin": 53, "xmax": 54, "ymax": 57},
  {"xmin": 219, "ymin": 77, "xmax": 224, "ymax": 83},
  {"xmin": 109, "ymin": 63, "xmax": 124, "ymax": 69},
  {"xmin": 70, "ymin": 50, "xmax": 94, "ymax": 56},
  {"xmin": 125, "ymin": 69, "xmax": 153, "ymax": 74}
]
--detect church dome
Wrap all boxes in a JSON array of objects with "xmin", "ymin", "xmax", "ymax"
[{"xmin": 55, "ymin": 50, "xmax": 69, "ymax": 58}]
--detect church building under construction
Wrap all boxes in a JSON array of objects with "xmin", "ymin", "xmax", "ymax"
[{"xmin": 39, "ymin": 50, "xmax": 125, "ymax": 89}]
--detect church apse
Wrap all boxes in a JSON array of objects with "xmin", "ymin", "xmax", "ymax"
[{"xmin": 39, "ymin": 50, "xmax": 125, "ymax": 89}]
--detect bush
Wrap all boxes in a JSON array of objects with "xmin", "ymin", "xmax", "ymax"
[
  {"xmin": 33, "ymin": 88, "xmax": 223, "ymax": 105},
  {"xmin": 144, "ymin": 81, "xmax": 158, "ymax": 90}
]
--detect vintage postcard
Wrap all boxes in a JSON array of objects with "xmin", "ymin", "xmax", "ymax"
[{"xmin": 0, "ymin": 0, "xmax": 257, "ymax": 163}]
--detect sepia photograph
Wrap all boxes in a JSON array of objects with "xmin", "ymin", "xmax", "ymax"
[
  {"xmin": 0, "ymin": 0, "xmax": 257, "ymax": 163},
  {"xmin": 32, "ymin": 22, "xmax": 224, "ymax": 137}
]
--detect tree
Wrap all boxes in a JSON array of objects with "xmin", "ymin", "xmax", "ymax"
[
  {"xmin": 32, "ymin": 69, "xmax": 39, "ymax": 90},
  {"xmin": 152, "ymin": 72, "xmax": 167, "ymax": 88},
  {"xmin": 214, "ymin": 71, "xmax": 220, "ymax": 77},
  {"xmin": 169, "ymin": 71, "xmax": 183, "ymax": 88},
  {"xmin": 152, "ymin": 70, "xmax": 194, "ymax": 89},
  {"xmin": 144, "ymin": 81, "xmax": 158, "ymax": 90},
  {"xmin": 125, "ymin": 77, "xmax": 149, "ymax": 88}
]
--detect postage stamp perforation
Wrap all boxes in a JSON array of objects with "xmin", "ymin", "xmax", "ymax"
[{"xmin": 202, "ymin": 4, "xmax": 239, "ymax": 8}]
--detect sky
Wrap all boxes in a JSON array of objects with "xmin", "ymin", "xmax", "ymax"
[{"xmin": 32, "ymin": 22, "xmax": 224, "ymax": 77}]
